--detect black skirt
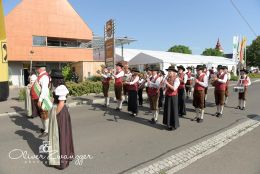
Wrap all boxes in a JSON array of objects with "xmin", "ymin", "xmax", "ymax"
[
  {"xmin": 56, "ymin": 105, "xmax": 75, "ymax": 169},
  {"xmin": 163, "ymin": 95, "xmax": 179, "ymax": 129},
  {"xmin": 128, "ymin": 90, "xmax": 138, "ymax": 114}
]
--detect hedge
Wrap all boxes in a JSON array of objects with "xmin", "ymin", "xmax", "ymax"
[{"xmin": 248, "ymin": 73, "xmax": 260, "ymax": 79}]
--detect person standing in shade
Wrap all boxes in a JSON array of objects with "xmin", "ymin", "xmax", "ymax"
[
  {"xmin": 192, "ymin": 65, "xmax": 208, "ymax": 123},
  {"xmin": 71, "ymin": 67, "xmax": 79, "ymax": 83},
  {"xmin": 236, "ymin": 69, "xmax": 251, "ymax": 110},
  {"xmin": 100, "ymin": 66, "xmax": 112, "ymax": 107},
  {"xmin": 163, "ymin": 65, "xmax": 180, "ymax": 130},
  {"xmin": 137, "ymin": 73, "xmax": 145, "ymax": 106},
  {"xmin": 177, "ymin": 65, "xmax": 187, "ymax": 117},
  {"xmin": 185, "ymin": 67, "xmax": 193, "ymax": 99},
  {"xmin": 35, "ymin": 65, "xmax": 51, "ymax": 138},
  {"xmin": 48, "ymin": 70, "xmax": 74, "ymax": 170},
  {"xmin": 147, "ymin": 66, "xmax": 161, "ymax": 124},
  {"xmin": 112, "ymin": 62, "xmax": 125, "ymax": 111},
  {"xmin": 125, "ymin": 67, "xmax": 140, "ymax": 116},
  {"xmin": 28, "ymin": 72, "xmax": 39, "ymax": 118},
  {"xmin": 212, "ymin": 65, "xmax": 227, "ymax": 117}
]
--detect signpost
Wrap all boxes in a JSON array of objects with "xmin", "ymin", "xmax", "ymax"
[{"xmin": 104, "ymin": 19, "xmax": 115, "ymax": 68}]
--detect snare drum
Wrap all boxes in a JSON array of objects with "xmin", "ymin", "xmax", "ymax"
[{"xmin": 233, "ymin": 86, "xmax": 244, "ymax": 93}]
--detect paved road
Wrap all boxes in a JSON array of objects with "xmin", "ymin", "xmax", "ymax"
[{"xmin": 0, "ymin": 82, "xmax": 259, "ymax": 174}]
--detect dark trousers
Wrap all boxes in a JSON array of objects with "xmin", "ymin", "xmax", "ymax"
[
  {"xmin": 138, "ymin": 88, "xmax": 143, "ymax": 106},
  {"xmin": 178, "ymin": 88, "xmax": 186, "ymax": 116},
  {"xmin": 128, "ymin": 90, "xmax": 138, "ymax": 114}
]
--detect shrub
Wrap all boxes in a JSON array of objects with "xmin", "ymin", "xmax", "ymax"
[
  {"xmin": 62, "ymin": 64, "xmax": 72, "ymax": 81},
  {"xmin": 66, "ymin": 80, "xmax": 103, "ymax": 96},
  {"xmin": 230, "ymin": 74, "xmax": 239, "ymax": 81},
  {"xmin": 18, "ymin": 88, "xmax": 26, "ymax": 101},
  {"xmin": 248, "ymin": 73, "xmax": 260, "ymax": 78},
  {"xmin": 87, "ymin": 75, "xmax": 102, "ymax": 82}
]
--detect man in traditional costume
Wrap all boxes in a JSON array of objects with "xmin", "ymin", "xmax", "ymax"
[
  {"xmin": 223, "ymin": 66, "xmax": 231, "ymax": 105},
  {"xmin": 100, "ymin": 66, "xmax": 112, "ymax": 107},
  {"xmin": 48, "ymin": 70, "xmax": 74, "ymax": 170},
  {"xmin": 123, "ymin": 64, "xmax": 132, "ymax": 104},
  {"xmin": 203, "ymin": 64, "xmax": 210, "ymax": 101},
  {"xmin": 192, "ymin": 65, "xmax": 208, "ymax": 123},
  {"xmin": 147, "ymin": 66, "xmax": 162, "ymax": 124},
  {"xmin": 125, "ymin": 67, "xmax": 140, "ymax": 116},
  {"xmin": 236, "ymin": 69, "xmax": 251, "ymax": 110},
  {"xmin": 177, "ymin": 65, "xmax": 187, "ymax": 117},
  {"xmin": 185, "ymin": 66, "xmax": 193, "ymax": 99},
  {"xmin": 163, "ymin": 65, "xmax": 180, "ymax": 130},
  {"xmin": 112, "ymin": 62, "xmax": 125, "ymax": 111},
  {"xmin": 34, "ymin": 65, "xmax": 52, "ymax": 138},
  {"xmin": 212, "ymin": 65, "xmax": 228, "ymax": 117}
]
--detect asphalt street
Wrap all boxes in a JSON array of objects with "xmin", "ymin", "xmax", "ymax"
[{"xmin": 0, "ymin": 82, "xmax": 259, "ymax": 174}]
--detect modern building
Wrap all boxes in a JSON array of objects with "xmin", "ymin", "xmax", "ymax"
[{"xmin": 6, "ymin": 0, "xmax": 103, "ymax": 87}]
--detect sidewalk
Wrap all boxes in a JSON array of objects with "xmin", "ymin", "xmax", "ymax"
[{"xmin": 0, "ymin": 80, "xmax": 259, "ymax": 117}]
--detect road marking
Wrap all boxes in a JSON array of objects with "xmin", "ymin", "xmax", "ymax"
[{"xmin": 128, "ymin": 116, "xmax": 260, "ymax": 174}]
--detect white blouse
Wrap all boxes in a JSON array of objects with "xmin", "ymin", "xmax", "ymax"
[{"xmin": 55, "ymin": 85, "xmax": 69, "ymax": 101}]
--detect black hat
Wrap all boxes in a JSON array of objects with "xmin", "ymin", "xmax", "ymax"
[
  {"xmin": 223, "ymin": 66, "xmax": 228, "ymax": 69},
  {"xmin": 186, "ymin": 66, "xmax": 192, "ymax": 70},
  {"xmin": 195, "ymin": 65, "xmax": 204, "ymax": 71},
  {"xmin": 50, "ymin": 69, "xmax": 64, "ymax": 79},
  {"xmin": 115, "ymin": 62, "xmax": 124, "ymax": 67},
  {"xmin": 159, "ymin": 70, "xmax": 165, "ymax": 76},
  {"xmin": 177, "ymin": 65, "xmax": 185, "ymax": 71},
  {"xmin": 131, "ymin": 67, "xmax": 139, "ymax": 73},
  {"xmin": 149, "ymin": 65, "xmax": 160, "ymax": 71},
  {"xmin": 240, "ymin": 68, "xmax": 248, "ymax": 74},
  {"xmin": 202, "ymin": 64, "xmax": 207, "ymax": 68},
  {"xmin": 34, "ymin": 64, "xmax": 46, "ymax": 68},
  {"xmin": 217, "ymin": 65, "xmax": 224, "ymax": 70},
  {"xmin": 166, "ymin": 65, "xmax": 178, "ymax": 72}
]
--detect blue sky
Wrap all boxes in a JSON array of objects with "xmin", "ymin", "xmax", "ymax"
[{"xmin": 3, "ymin": 0, "xmax": 260, "ymax": 54}]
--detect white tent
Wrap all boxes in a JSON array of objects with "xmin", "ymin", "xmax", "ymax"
[{"xmin": 126, "ymin": 49, "xmax": 237, "ymax": 72}]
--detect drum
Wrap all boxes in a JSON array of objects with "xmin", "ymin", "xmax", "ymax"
[{"xmin": 233, "ymin": 86, "xmax": 244, "ymax": 93}]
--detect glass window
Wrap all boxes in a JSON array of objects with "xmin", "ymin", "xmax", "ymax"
[
  {"xmin": 47, "ymin": 38, "xmax": 60, "ymax": 46},
  {"xmin": 33, "ymin": 36, "xmax": 46, "ymax": 46}
]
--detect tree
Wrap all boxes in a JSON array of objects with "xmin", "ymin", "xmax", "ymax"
[
  {"xmin": 201, "ymin": 48, "xmax": 224, "ymax": 57},
  {"xmin": 246, "ymin": 36, "xmax": 260, "ymax": 68},
  {"xmin": 168, "ymin": 45, "xmax": 192, "ymax": 54}
]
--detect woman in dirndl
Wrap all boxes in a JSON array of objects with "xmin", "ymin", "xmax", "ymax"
[
  {"xmin": 163, "ymin": 65, "xmax": 180, "ymax": 130},
  {"xmin": 48, "ymin": 70, "xmax": 74, "ymax": 170}
]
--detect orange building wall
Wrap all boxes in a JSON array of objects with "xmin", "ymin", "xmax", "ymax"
[{"xmin": 5, "ymin": 0, "xmax": 93, "ymax": 62}]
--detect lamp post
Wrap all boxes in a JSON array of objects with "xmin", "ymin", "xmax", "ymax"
[{"xmin": 30, "ymin": 50, "xmax": 34, "ymax": 73}]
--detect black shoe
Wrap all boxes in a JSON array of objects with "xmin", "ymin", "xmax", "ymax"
[
  {"xmin": 191, "ymin": 117, "xmax": 198, "ymax": 121},
  {"xmin": 115, "ymin": 107, "xmax": 122, "ymax": 111},
  {"xmin": 240, "ymin": 107, "xmax": 245, "ymax": 110},
  {"xmin": 40, "ymin": 129, "xmax": 45, "ymax": 133},
  {"xmin": 217, "ymin": 113, "xmax": 223, "ymax": 118},
  {"xmin": 236, "ymin": 106, "xmax": 241, "ymax": 109},
  {"xmin": 215, "ymin": 112, "xmax": 220, "ymax": 117},
  {"xmin": 38, "ymin": 132, "xmax": 48, "ymax": 138},
  {"xmin": 167, "ymin": 127, "xmax": 173, "ymax": 131},
  {"xmin": 197, "ymin": 118, "xmax": 204, "ymax": 123},
  {"xmin": 123, "ymin": 101, "xmax": 128, "ymax": 104}
]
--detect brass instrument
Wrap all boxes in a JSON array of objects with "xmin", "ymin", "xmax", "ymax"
[{"xmin": 210, "ymin": 73, "xmax": 218, "ymax": 86}]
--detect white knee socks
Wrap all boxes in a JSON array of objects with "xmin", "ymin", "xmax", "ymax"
[{"xmin": 44, "ymin": 118, "xmax": 49, "ymax": 133}]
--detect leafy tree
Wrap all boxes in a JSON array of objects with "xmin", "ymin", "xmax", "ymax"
[
  {"xmin": 201, "ymin": 48, "xmax": 224, "ymax": 57},
  {"xmin": 246, "ymin": 36, "xmax": 260, "ymax": 68},
  {"xmin": 62, "ymin": 63, "xmax": 72, "ymax": 81},
  {"xmin": 168, "ymin": 45, "xmax": 192, "ymax": 54}
]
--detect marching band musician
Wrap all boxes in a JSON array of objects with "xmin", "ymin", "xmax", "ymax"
[
  {"xmin": 203, "ymin": 64, "xmax": 210, "ymax": 101},
  {"xmin": 192, "ymin": 65, "xmax": 208, "ymax": 123},
  {"xmin": 223, "ymin": 66, "xmax": 231, "ymax": 105},
  {"xmin": 138, "ymin": 73, "xmax": 145, "ymax": 106},
  {"xmin": 112, "ymin": 62, "xmax": 125, "ymax": 111},
  {"xmin": 236, "ymin": 69, "xmax": 251, "ymax": 110},
  {"xmin": 212, "ymin": 65, "xmax": 228, "ymax": 117},
  {"xmin": 124, "ymin": 67, "xmax": 140, "ymax": 116},
  {"xmin": 123, "ymin": 64, "xmax": 132, "ymax": 104},
  {"xmin": 100, "ymin": 66, "xmax": 112, "ymax": 107},
  {"xmin": 147, "ymin": 66, "xmax": 162, "ymax": 124},
  {"xmin": 158, "ymin": 70, "xmax": 166, "ymax": 110},
  {"xmin": 163, "ymin": 65, "xmax": 180, "ymax": 130},
  {"xmin": 177, "ymin": 65, "xmax": 187, "ymax": 117},
  {"xmin": 185, "ymin": 67, "xmax": 193, "ymax": 99}
]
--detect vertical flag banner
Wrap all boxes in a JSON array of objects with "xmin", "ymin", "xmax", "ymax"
[
  {"xmin": 0, "ymin": 0, "xmax": 9, "ymax": 101},
  {"xmin": 239, "ymin": 37, "xmax": 247, "ymax": 63},
  {"xmin": 232, "ymin": 36, "xmax": 239, "ymax": 62}
]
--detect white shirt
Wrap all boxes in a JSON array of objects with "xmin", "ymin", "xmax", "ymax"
[
  {"xmin": 38, "ymin": 71, "xmax": 50, "ymax": 102},
  {"xmin": 30, "ymin": 74, "xmax": 37, "ymax": 83},
  {"xmin": 149, "ymin": 75, "xmax": 161, "ymax": 89},
  {"xmin": 237, "ymin": 76, "xmax": 251, "ymax": 86},
  {"xmin": 114, "ymin": 70, "xmax": 125, "ymax": 78},
  {"xmin": 138, "ymin": 79, "xmax": 144, "ymax": 84},
  {"xmin": 183, "ymin": 74, "xmax": 188, "ymax": 84},
  {"xmin": 129, "ymin": 76, "xmax": 140, "ymax": 85},
  {"xmin": 196, "ymin": 73, "xmax": 208, "ymax": 88},
  {"xmin": 217, "ymin": 72, "xmax": 228, "ymax": 84},
  {"xmin": 173, "ymin": 77, "xmax": 180, "ymax": 91},
  {"xmin": 55, "ymin": 85, "xmax": 69, "ymax": 101}
]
